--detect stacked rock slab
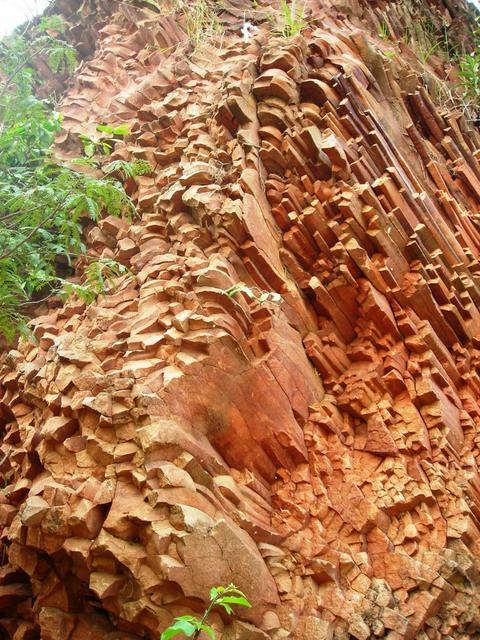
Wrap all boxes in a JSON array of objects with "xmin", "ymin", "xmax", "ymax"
[{"xmin": 1, "ymin": 0, "xmax": 480, "ymax": 638}]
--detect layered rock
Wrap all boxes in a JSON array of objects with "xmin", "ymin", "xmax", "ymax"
[{"xmin": 1, "ymin": 1, "xmax": 480, "ymax": 639}]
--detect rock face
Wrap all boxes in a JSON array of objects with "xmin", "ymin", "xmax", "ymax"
[{"xmin": 1, "ymin": 0, "xmax": 480, "ymax": 638}]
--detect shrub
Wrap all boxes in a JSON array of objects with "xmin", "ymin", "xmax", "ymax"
[{"xmin": 0, "ymin": 17, "xmax": 141, "ymax": 341}]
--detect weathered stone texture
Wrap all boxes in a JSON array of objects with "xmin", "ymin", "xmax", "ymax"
[{"xmin": 1, "ymin": 0, "xmax": 480, "ymax": 639}]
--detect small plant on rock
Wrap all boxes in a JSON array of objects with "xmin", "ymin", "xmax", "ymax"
[
  {"xmin": 173, "ymin": 0, "xmax": 223, "ymax": 49},
  {"xmin": 438, "ymin": 16, "xmax": 480, "ymax": 123},
  {"xmin": 160, "ymin": 584, "xmax": 251, "ymax": 640},
  {"xmin": 459, "ymin": 51, "xmax": 480, "ymax": 102},
  {"xmin": 378, "ymin": 22, "xmax": 390, "ymax": 41},
  {"xmin": 79, "ymin": 123, "xmax": 131, "ymax": 159},
  {"xmin": 458, "ymin": 18, "xmax": 480, "ymax": 114},
  {"xmin": 60, "ymin": 258, "xmax": 131, "ymax": 305},
  {"xmin": 226, "ymin": 283, "xmax": 282, "ymax": 305},
  {"xmin": 274, "ymin": 0, "xmax": 306, "ymax": 38}
]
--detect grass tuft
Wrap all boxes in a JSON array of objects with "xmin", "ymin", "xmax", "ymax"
[{"xmin": 274, "ymin": 0, "xmax": 307, "ymax": 38}]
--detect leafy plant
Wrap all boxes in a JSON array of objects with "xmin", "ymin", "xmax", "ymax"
[
  {"xmin": 79, "ymin": 123, "xmax": 130, "ymax": 159},
  {"xmin": 97, "ymin": 123, "xmax": 130, "ymax": 137},
  {"xmin": 103, "ymin": 159, "xmax": 153, "ymax": 180},
  {"xmin": 459, "ymin": 52, "xmax": 480, "ymax": 104},
  {"xmin": 434, "ymin": 16, "xmax": 480, "ymax": 123},
  {"xmin": 226, "ymin": 283, "xmax": 282, "ymax": 304},
  {"xmin": 38, "ymin": 15, "xmax": 69, "ymax": 34},
  {"xmin": 0, "ymin": 18, "xmax": 137, "ymax": 341},
  {"xmin": 160, "ymin": 584, "xmax": 251, "ymax": 640},
  {"xmin": 458, "ymin": 19, "xmax": 480, "ymax": 113},
  {"xmin": 274, "ymin": 0, "xmax": 306, "ymax": 38},
  {"xmin": 79, "ymin": 134, "xmax": 112, "ymax": 158},
  {"xmin": 60, "ymin": 258, "xmax": 131, "ymax": 304}
]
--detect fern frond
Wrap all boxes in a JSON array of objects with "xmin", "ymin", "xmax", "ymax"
[{"xmin": 103, "ymin": 159, "xmax": 153, "ymax": 180}]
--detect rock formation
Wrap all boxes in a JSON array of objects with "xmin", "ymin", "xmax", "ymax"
[{"xmin": 1, "ymin": 0, "xmax": 480, "ymax": 638}]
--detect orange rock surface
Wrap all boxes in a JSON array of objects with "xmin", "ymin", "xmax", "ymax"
[{"xmin": 1, "ymin": 1, "xmax": 480, "ymax": 639}]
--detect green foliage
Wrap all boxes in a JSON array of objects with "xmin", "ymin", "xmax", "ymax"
[
  {"xmin": 80, "ymin": 123, "xmax": 131, "ymax": 158},
  {"xmin": 400, "ymin": 7, "xmax": 454, "ymax": 68},
  {"xmin": 429, "ymin": 16, "xmax": 480, "ymax": 122},
  {"xmin": 38, "ymin": 15, "xmax": 68, "ymax": 34},
  {"xmin": 274, "ymin": 0, "xmax": 306, "ymax": 38},
  {"xmin": 208, "ymin": 586, "xmax": 251, "ymax": 614},
  {"xmin": 226, "ymin": 283, "xmax": 282, "ymax": 304},
  {"xmin": 385, "ymin": 7, "xmax": 479, "ymax": 122},
  {"xmin": 378, "ymin": 22, "xmax": 390, "ymax": 41},
  {"xmin": 96, "ymin": 123, "xmax": 131, "ymax": 137},
  {"xmin": 0, "ymin": 15, "xmax": 77, "ymax": 79},
  {"xmin": 103, "ymin": 159, "xmax": 153, "ymax": 180},
  {"xmin": 459, "ymin": 52, "xmax": 480, "ymax": 104},
  {"xmin": 173, "ymin": 0, "xmax": 223, "ymax": 48},
  {"xmin": 79, "ymin": 134, "xmax": 113, "ymax": 158},
  {"xmin": 160, "ymin": 584, "xmax": 251, "ymax": 640},
  {"xmin": 458, "ymin": 18, "xmax": 480, "ymax": 114},
  {"xmin": 60, "ymin": 258, "xmax": 130, "ymax": 304},
  {"xmin": 0, "ymin": 262, "xmax": 30, "ymax": 342},
  {"xmin": 44, "ymin": 37, "xmax": 77, "ymax": 74},
  {"xmin": 416, "ymin": 40, "xmax": 441, "ymax": 65},
  {"xmin": 0, "ymin": 17, "xmax": 138, "ymax": 341}
]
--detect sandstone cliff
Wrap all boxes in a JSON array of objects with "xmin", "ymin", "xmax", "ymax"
[{"xmin": 1, "ymin": 1, "xmax": 480, "ymax": 639}]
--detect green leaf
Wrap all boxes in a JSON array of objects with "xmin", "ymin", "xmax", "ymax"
[
  {"xmin": 218, "ymin": 596, "xmax": 251, "ymax": 608},
  {"xmin": 72, "ymin": 158, "xmax": 98, "ymax": 168},
  {"xmin": 160, "ymin": 629, "xmax": 181, "ymax": 640},
  {"xmin": 38, "ymin": 14, "xmax": 67, "ymax": 33},
  {"xmin": 112, "ymin": 124, "xmax": 130, "ymax": 136},
  {"xmin": 160, "ymin": 617, "xmax": 199, "ymax": 640},
  {"xmin": 103, "ymin": 159, "xmax": 152, "ymax": 179},
  {"xmin": 219, "ymin": 603, "xmax": 233, "ymax": 615},
  {"xmin": 200, "ymin": 624, "xmax": 215, "ymax": 640},
  {"xmin": 96, "ymin": 123, "xmax": 130, "ymax": 136},
  {"xmin": 96, "ymin": 124, "xmax": 114, "ymax": 134},
  {"xmin": 84, "ymin": 143, "xmax": 95, "ymax": 158}
]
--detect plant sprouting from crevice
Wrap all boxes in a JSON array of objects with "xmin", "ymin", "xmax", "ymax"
[
  {"xmin": 273, "ymin": 0, "xmax": 306, "ymax": 38},
  {"xmin": 60, "ymin": 258, "xmax": 131, "ymax": 305},
  {"xmin": 378, "ymin": 22, "xmax": 390, "ymax": 41},
  {"xmin": 226, "ymin": 283, "xmax": 282, "ymax": 305},
  {"xmin": 79, "ymin": 123, "xmax": 131, "ymax": 158},
  {"xmin": 160, "ymin": 584, "xmax": 251, "ymax": 640},
  {"xmin": 103, "ymin": 159, "xmax": 153, "ymax": 180}
]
